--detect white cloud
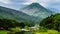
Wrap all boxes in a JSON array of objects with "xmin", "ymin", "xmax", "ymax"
[
  {"xmin": 21, "ymin": 0, "xmax": 50, "ymax": 7},
  {"xmin": 47, "ymin": 0, "xmax": 60, "ymax": 11},
  {"xmin": 21, "ymin": 0, "xmax": 38, "ymax": 5},
  {"xmin": 22, "ymin": 2, "xmax": 31, "ymax": 5},
  {"xmin": 0, "ymin": 0, "xmax": 11, "ymax": 4},
  {"xmin": 19, "ymin": 0, "xmax": 60, "ymax": 12},
  {"xmin": 0, "ymin": 0, "xmax": 51, "ymax": 7},
  {"xmin": 0, "ymin": 0, "xmax": 60, "ymax": 12},
  {"xmin": 37, "ymin": 0, "xmax": 50, "ymax": 7}
]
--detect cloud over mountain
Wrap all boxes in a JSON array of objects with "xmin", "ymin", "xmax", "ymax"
[{"xmin": 0, "ymin": 0, "xmax": 60, "ymax": 12}]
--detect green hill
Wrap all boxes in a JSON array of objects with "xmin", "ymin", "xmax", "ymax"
[
  {"xmin": 40, "ymin": 13, "xmax": 60, "ymax": 31},
  {"xmin": 0, "ymin": 6, "xmax": 40, "ymax": 23}
]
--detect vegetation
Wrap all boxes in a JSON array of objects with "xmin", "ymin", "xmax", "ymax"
[
  {"xmin": 40, "ymin": 13, "xmax": 60, "ymax": 31},
  {"xmin": 0, "ymin": 19, "xmax": 26, "ymax": 30},
  {"xmin": 0, "ymin": 13, "xmax": 60, "ymax": 34}
]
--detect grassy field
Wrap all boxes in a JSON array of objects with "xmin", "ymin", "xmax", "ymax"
[
  {"xmin": 0, "ymin": 27, "xmax": 60, "ymax": 34},
  {"xmin": 34, "ymin": 30, "xmax": 59, "ymax": 34}
]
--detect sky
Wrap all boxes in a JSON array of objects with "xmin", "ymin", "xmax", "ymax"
[{"xmin": 0, "ymin": 0, "xmax": 60, "ymax": 12}]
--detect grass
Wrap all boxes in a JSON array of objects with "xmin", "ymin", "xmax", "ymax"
[
  {"xmin": 0, "ymin": 30, "xmax": 7, "ymax": 34},
  {"xmin": 0, "ymin": 27, "xmax": 60, "ymax": 34},
  {"xmin": 11, "ymin": 27, "xmax": 20, "ymax": 32},
  {"xmin": 33, "ymin": 30, "xmax": 60, "ymax": 34}
]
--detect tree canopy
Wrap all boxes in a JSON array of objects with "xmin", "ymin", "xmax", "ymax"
[{"xmin": 40, "ymin": 13, "xmax": 60, "ymax": 31}]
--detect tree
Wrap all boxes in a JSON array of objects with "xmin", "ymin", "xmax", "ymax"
[
  {"xmin": 15, "ymin": 22, "xmax": 25, "ymax": 28},
  {"xmin": 0, "ymin": 19, "xmax": 18, "ymax": 30},
  {"xmin": 40, "ymin": 13, "xmax": 60, "ymax": 31}
]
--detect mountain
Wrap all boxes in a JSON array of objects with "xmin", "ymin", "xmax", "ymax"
[
  {"xmin": 48, "ymin": 8, "xmax": 60, "ymax": 13},
  {"xmin": 0, "ymin": 6, "xmax": 40, "ymax": 23},
  {"xmin": 20, "ymin": 3, "xmax": 53, "ymax": 19}
]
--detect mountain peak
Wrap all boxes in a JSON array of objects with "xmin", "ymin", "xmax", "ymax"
[
  {"xmin": 31, "ymin": 3, "xmax": 40, "ymax": 5},
  {"xmin": 26, "ymin": 3, "xmax": 44, "ymax": 8},
  {"xmin": 20, "ymin": 2, "xmax": 52, "ymax": 20},
  {"xmin": 30, "ymin": 3, "xmax": 40, "ymax": 7}
]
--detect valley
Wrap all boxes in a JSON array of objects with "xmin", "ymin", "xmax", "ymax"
[{"xmin": 0, "ymin": 3, "xmax": 60, "ymax": 34}]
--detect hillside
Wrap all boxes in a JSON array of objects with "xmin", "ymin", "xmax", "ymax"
[
  {"xmin": 40, "ymin": 13, "xmax": 60, "ymax": 31},
  {"xmin": 0, "ymin": 6, "xmax": 40, "ymax": 23}
]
